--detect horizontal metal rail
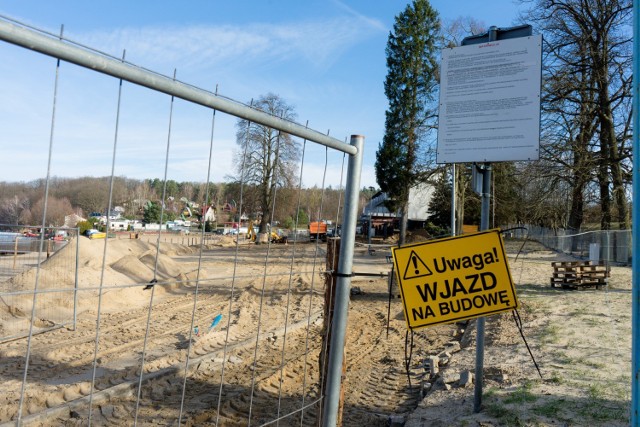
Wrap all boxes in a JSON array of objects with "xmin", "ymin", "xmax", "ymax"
[{"xmin": 0, "ymin": 17, "xmax": 356, "ymax": 156}]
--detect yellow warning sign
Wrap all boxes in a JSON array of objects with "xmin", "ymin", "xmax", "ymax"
[{"xmin": 391, "ymin": 229, "xmax": 517, "ymax": 330}]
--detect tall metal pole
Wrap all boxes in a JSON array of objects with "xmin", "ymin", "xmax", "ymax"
[
  {"xmin": 451, "ymin": 164, "xmax": 456, "ymax": 236},
  {"xmin": 474, "ymin": 164, "xmax": 492, "ymax": 413},
  {"xmin": 322, "ymin": 135, "xmax": 364, "ymax": 427},
  {"xmin": 473, "ymin": 26, "xmax": 497, "ymax": 415},
  {"xmin": 631, "ymin": 0, "xmax": 639, "ymax": 424},
  {"xmin": 73, "ymin": 227, "xmax": 79, "ymax": 331}
]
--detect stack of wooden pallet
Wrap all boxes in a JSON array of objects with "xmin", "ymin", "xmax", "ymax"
[{"xmin": 550, "ymin": 261, "xmax": 610, "ymax": 289}]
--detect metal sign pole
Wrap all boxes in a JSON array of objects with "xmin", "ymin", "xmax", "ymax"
[
  {"xmin": 451, "ymin": 164, "xmax": 456, "ymax": 236},
  {"xmin": 454, "ymin": 24, "xmax": 535, "ymax": 413},
  {"xmin": 474, "ymin": 163, "xmax": 491, "ymax": 412},
  {"xmin": 473, "ymin": 25, "xmax": 497, "ymax": 413},
  {"xmin": 631, "ymin": 0, "xmax": 639, "ymax": 424}
]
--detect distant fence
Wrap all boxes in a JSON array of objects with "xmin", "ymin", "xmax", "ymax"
[
  {"xmin": 507, "ymin": 224, "xmax": 632, "ymax": 265},
  {"xmin": 132, "ymin": 228, "xmax": 313, "ymax": 245},
  {"xmin": 0, "ymin": 225, "xmax": 79, "ymax": 341}
]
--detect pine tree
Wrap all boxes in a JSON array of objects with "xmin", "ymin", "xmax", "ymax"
[{"xmin": 375, "ymin": 0, "xmax": 440, "ymax": 244}]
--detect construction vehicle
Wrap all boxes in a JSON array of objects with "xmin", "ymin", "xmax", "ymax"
[
  {"xmin": 246, "ymin": 226, "xmax": 287, "ymax": 244},
  {"xmin": 180, "ymin": 197, "xmax": 194, "ymax": 218},
  {"xmin": 246, "ymin": 226, "xmax": 257, "ymax": 242},
  {"xmin": 308, "ymin": 221, "xmax": 328, "ymax": 242},
  {"xmin": 270, "ymin": 230, "xmax": 288, "ymax": 244}
]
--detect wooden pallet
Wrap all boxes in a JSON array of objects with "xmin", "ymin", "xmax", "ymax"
[{"xmin": 550, "ymin": 261, "xmax": 610, "ymax": 290}]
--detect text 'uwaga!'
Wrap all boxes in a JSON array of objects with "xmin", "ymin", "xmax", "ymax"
[{"xmin": 391, "ymin": 230, "xmax": 518, "ymax": 330}]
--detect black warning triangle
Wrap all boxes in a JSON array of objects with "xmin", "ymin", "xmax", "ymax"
[{"xmin": 403, "ymin": 250, "xmax": 433, "ymax": 280}]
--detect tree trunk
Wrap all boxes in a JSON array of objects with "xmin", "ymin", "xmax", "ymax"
[
  {"xmin": 567, "ymin": 181, "xmax": 585, "ymax": 231},
  {"xmin": 597, "ymin": 161, "xmax": 612, "ymax": 230},
  {"xmin": 567, "ymin": 141, "xmax": 589, "ymax": 232}
]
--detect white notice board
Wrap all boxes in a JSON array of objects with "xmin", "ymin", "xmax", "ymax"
[{"xmin": 436, "ymin": 35, "xmax": 542, "ymax": 163}]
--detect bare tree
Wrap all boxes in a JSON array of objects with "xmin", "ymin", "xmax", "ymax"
[
  {"xmin": 522, "ymin": 0, "xmax": 633, "ymax": 230},
  {"xmin": 28, "ymin": 196, "xmax": 74, "ymax": 227},
  {"xmin": 0, "ymin": 195, "xmax": 30, "ymax": 225},
  {"xmin": 234, "ymin": 93, "xmax": 300, "ymax": 237}
]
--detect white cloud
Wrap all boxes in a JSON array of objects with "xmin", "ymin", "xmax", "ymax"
[
  {"xmin": 330, "ymin": 0, "xmax": 388, "ymax": 33},
  {"xmin": 72, "ymin": 16, "xmax": 385, "ymax": 72}
]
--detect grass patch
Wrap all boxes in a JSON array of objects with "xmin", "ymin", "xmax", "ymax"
[
  {"xmin": 570, "ymin": 306, "xmax": 590, "ymax": 315},
  {"xmin": 573, "ymin": 356, "xmax": 606, "ymax": 369},
  {"xmin": 575, "ymin": 384, "xmax": 630, "ymax": 423},
  {"xmin": 549, "ymin": 350, "xmax": 572, "ymax": 365},
  {"xmin": 545, "ymin": 374, "xmax": 563, "ymax": 385},
  {"xmin": 578, "ymin": 400, "xmax": 628, "ymax": 422},
  {"xmin": 484, "ymin": 387, "xmax": 498, "ymax": 399},
  {"xmin": 532, "ymin": 398, "xmax": 565, "ymax": 418},
  {"xmin": 504, "ymin": 381, "xmax": 538, "ymax": 404},
  {"xmin": 538, "ymin": 324, "xmax": 561, "ymax": 345},
  {"xmin": 485, "ymin": 402, "xmax": 524, "ymax": 425},
  {"xmin": 582, "ymin": 317, "xmax": 600, "ymax": 327}
]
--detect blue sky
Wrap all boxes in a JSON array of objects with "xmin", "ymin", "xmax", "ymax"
[{"xmin": 0, "ymin": 1, "xmax": 524, "ymax": 189}]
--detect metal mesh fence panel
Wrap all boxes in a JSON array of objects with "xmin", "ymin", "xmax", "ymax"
[
  {"xmin": 0, "ymin": 15, "xmax": 362, "ymax": 427},
  {"xmin": 508, "ymin": 224, "xmax": 632, "ymax": 266},
  {"xmin": 0, "ymin": 225, "xmax": 79, "ymax": 341}
]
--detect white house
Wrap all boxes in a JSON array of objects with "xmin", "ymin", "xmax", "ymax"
[
  {"xmin": 363, "ymin": 183, "xmax": 434, "ymax": 221},
  {"xmin": 143, "ymin": 223, "xmax": 168, "ymax": 231},
  {"xmin": 106, "ymin": 219, "xmax": 130, "ymax": 231}
]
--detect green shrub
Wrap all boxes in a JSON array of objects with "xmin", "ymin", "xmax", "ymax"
[{"xmin": 76, "ymin": 221, "xmax": 94, "ymax": 235}]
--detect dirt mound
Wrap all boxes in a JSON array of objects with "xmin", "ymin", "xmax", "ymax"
[
  {"xmin": 159, "ymin": 242, "xmax": 197, "ymax": 257},
  {"xmin": 111, "ymin": 255, "xmax": 156, "ymax": 284},
  {"xmin": 406, "ymin": 229, "xmax": 435, "ymax": 243},
  {"xmin": 139, "ymin": 252, "xmax": 183, "ymax": 279}
]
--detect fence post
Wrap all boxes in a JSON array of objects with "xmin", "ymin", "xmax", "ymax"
[
  {"xmin": 13, "ymin": 236, "xmax": 19, "ymax": 269},
  {"xmin": 322, "ymin": 135, "xmax": 363, "ymax": 427},
  {"xmin": 73, "ymin": 228, "xmax": 79, "ymax": 331},
  {"xmin": 606, "ymin": 231, "xmax": 611, "ymax": 265},
  {"xmin": 319, "ymin": 237, "xmax": 346, "ymax": 425}
]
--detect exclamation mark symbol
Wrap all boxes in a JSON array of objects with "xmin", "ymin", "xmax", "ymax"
[
  {"xmin": 412, "ymin": 255, "xmax": 419, "ymax": 275},
  {"xmin": 493, "ymin": 247, "xmax": 499, "ymax": 262}
]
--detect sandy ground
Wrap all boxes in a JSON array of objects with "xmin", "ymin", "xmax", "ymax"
[{"xmin": 0, "ymin": 235, "xmax": 633, "ymax": 426}]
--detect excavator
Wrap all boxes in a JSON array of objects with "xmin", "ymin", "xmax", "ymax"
[
  {"xmin": 270, "ymin": 230, "xmax": 288, "ymax": 244},
  {"xmin": 246, "ymin": 225, "xmax": 287, "ymax": 244},
  {"xmin": 246, "ymin": 226, "xmax": 257, "ymax": 242}
]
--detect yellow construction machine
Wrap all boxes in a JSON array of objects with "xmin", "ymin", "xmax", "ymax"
[
  {"xmin": 246, "ymin": 226, "xmax": 257, "ymax": 242},
  {"xmin": 270, "ymin": 230, "xmax": 288, "ymax": 244},
  {"xmin": 247, "ymin": 224, "xmax": 287, "ymax": 244}
]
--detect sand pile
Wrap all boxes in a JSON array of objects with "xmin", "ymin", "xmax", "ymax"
[
  {"xmin": 139, "ymin": 252, "xmax": 183, "ymax": 279},
  {"xmin": 1, "ymin": 237, "xmax": 201, "ymax": 321},
  {"xmin": 111, "ymin": 255, "xmax": 155, "ymax": 284},
  {"xmin": 158, "ymin": 242, "xmax": 198, "ymax": 256}
]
